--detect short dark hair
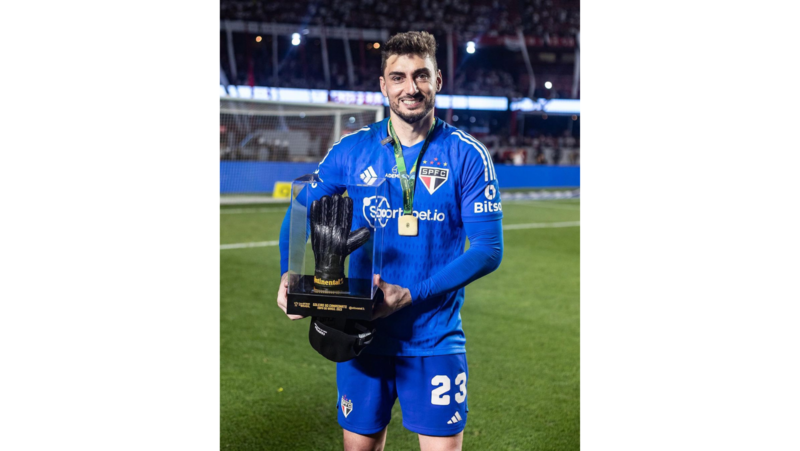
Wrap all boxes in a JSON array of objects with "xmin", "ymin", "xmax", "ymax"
[{"xmin": 380, "ymin": 31, "xmax": 438, "ymax": 76}]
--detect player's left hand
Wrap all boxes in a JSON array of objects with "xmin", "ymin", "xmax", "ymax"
[{"xmin": 372, "ymin": 274, "xmax": 412, "ymax": 320}]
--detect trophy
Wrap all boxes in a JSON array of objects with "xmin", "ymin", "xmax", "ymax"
[{"xmin": 286, "ymin": 174, "xmax": 386, "ymax": 320}]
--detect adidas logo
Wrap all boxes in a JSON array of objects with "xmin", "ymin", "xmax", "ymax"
[
  {"xmin": 446, "ymin": 411, "xmax": 463, "ymax": 425},
  {"xmin": 360, "ymin": 166, "xmax": 377, "ymax": 185}
]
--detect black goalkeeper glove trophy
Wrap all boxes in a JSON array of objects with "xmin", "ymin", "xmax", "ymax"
[
  {"xmin": 306, "ymin": 194, "xmax": 375, "ymax": 362},
  {"xmin": 285, "ymin": 174, "xmax": 388, "ymax": 362},
  {"xmin": 286, "ymin": 189, "xmax": 384, "ymax": 321},
  {"xmin": 310, "ymin": 194, "xmax": 370, "ymax": 292}
]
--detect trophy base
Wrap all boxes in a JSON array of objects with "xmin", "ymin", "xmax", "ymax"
[{"xmin": 287, "ymin": 275, "xmax": 380, "ymax": 320}]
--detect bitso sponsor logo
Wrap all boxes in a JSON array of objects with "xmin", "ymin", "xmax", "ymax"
[
  {"xmin": 360, "ymin": 166, "xmax": 377, "ymax": 185},
  {"xmin": 341, "ymin": 395, "xmax": 353, "ymax": 418},
  {"xmin": 474, "ymin": 200, "xmax": 502, "ymax": 213},
  {"xmin": 484, "ymin": 184, "xmax": 496, "ymax": 200},
  {"xmin": 363, "ymin": 196, "xmax": 446, "ymax": 226}
]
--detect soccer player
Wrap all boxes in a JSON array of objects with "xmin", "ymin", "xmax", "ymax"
[{"xmin": 276, "ymin": 31, "xmax": 504, "ymax": 451}]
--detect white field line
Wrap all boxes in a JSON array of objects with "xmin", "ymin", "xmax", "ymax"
[
  {"xmin": 221, "ymin": 207, "xmax": 289, "ymax": 214},
  {"xmin": 220, "ymin": 221, "xmax": 579, "ymax": 250},
  {"xmin": 220, "ymin": 240, "xmax": 280, "ymax": 250},
  {"xmin": 503, "ymin": 201, "xmax": 580, "ymax": 211},
  {"xmin": 503, "ymin": 220, "xmax": 580, "ymax": 230},
  {"xmin": 220, "ymin": 196, "xmax": 289, "ymax": 205}
]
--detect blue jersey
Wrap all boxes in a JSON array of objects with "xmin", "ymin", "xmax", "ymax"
[{"xmin": 305, "ymin": 118, "xmax": 502, "ymax": 356}]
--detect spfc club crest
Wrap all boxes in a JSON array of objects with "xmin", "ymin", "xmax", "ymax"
[
  {"xmin": 419, "ymin": 166, "xmax": 449, "ymax": 195},
  {"xmin": 341, "ymin": 395, "xmax": 353, "ymax": 418}
]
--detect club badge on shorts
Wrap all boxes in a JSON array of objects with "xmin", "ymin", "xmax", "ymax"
[
  {"xmin": 341, "ymin": 395, "xmax": 353, "ymax": 418},
  {"xmin": 398, "ymin": 214, "xmax": 418, "ymax": 236}
]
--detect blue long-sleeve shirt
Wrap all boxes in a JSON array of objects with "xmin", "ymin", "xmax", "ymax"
[{"xmin": 278, "ymin": 118, "xmax": 504, "ymax": 356}]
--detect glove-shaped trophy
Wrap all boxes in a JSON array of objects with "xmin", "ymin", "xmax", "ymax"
[
  {"xmin": 286, "ymin": 174, "xmax": 386, "ymax": 321},
  {"xmin": 310, "ymin": 194, "xmax": 370, "ymax": 292}
]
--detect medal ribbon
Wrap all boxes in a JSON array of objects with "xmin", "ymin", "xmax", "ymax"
[{"xmin": 388, "ymin": 118, "xmax": 437, "ymax": 215}]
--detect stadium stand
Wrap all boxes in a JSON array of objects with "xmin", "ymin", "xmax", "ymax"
[
  {"xmin": 220, "ymin": 0, "xmax": 579, "ymax": 98},
  {"xmin": 219, "ymin": 0, "xmax": 580, "ymax": 188},
  {"xmin": 220, "ymin": 0, "xmax": 578, "ymax": 39},
  {"xmin": 220, "ymin": 33, "xmax": 577, "ymax": 99}
]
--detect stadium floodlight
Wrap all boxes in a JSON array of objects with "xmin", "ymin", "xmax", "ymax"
[
  {"xmin": 291, "ymin": 33, "xmax": 301, "ymax": 46},
  {"xmin": 466, "ymin": 41, "xmax": 476, "ymax": 54},
  {"xmin": 544, "ymin": 81, "xmax": 552, "ymax": 89}
]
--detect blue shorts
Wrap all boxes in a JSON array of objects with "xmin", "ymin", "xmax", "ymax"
[{"xmin": 336, "ymin": 353, "xmax": 469, "ymax": 437}]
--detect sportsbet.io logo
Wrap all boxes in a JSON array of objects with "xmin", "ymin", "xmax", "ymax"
[
  {"xmin": 363, "ymin": 196, "xmax": 446, "ymax": 227},
  {"xmin": 363, "ymin": 196, "xmax": 391, "ymax": 227}
]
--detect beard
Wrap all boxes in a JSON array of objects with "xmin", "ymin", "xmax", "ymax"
[{"xmin": 390, "ymin": 92, "xmax": 436, "ymax": 124}]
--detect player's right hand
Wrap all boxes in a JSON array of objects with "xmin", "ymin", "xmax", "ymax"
[
  {"xmin": 371, "ymin": 274, "xmax": 413, "ymax": 320},
  {"xmin": 277, "ymin": 272, "xmax": 305, "ymax": 320}
]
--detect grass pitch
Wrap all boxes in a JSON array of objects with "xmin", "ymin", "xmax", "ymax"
[{"xmin": 221, "ymin": 198, "xmax": 580, "ymax": 450}]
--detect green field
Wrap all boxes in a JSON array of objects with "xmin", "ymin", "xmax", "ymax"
[{"xmin": 221, "ymin": 198, "xmax": 580, "ymax": 450}]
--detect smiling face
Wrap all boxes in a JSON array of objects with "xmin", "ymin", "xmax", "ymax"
[{"xmin": 380, "ymin": 53, "xmax": 442, "ymax": 125}]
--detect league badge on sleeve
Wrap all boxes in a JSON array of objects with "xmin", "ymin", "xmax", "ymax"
[{"xmin": 419, "ymin": 166, "xmax": 449, "ymax": 195}]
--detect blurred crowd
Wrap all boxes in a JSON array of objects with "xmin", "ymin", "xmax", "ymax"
[
  {"xmin": 482, "ymin": 131, "xmax": 579, "ymax": 166},
  {"xmin": 220, "ymin": 0, "xmax": 579, "ymax": 99},
  {"xmin": 453, "ymin": 68, "xmax": 519, "ymax": 97},
  {"xmin": 220, "ymin": 128, "xmax": 580, "ymax": 166},
  {"xmin": 255, "ymin": 65, "xmax": 527, "ymax": 97},
  {"xmin": 221, "ymin": 116, "xmax": 580, "ymax": 165},
  {"xmin": 220, "ymin": 0, "xmax": 579, "ymax": 40},
  {"xmin": 219, "ymin": 0, "xmax": 580, "ymax": 166},
  {"xmin": 222, "ymin": 46, "xmax": 576, "ymax": 99}
]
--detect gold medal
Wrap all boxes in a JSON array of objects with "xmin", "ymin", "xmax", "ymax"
[
  {"xmin": 398, "ymin": 214, "xmax": 418, "ymax": 236},
  {"xmin": 387, "ymin": 119, "xmax": 437, "ymax": 239}
]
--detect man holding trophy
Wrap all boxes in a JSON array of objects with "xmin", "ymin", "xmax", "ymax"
[{"xmin": 276, "ymin": 31, "xmax": 504, "ymax": 451}]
